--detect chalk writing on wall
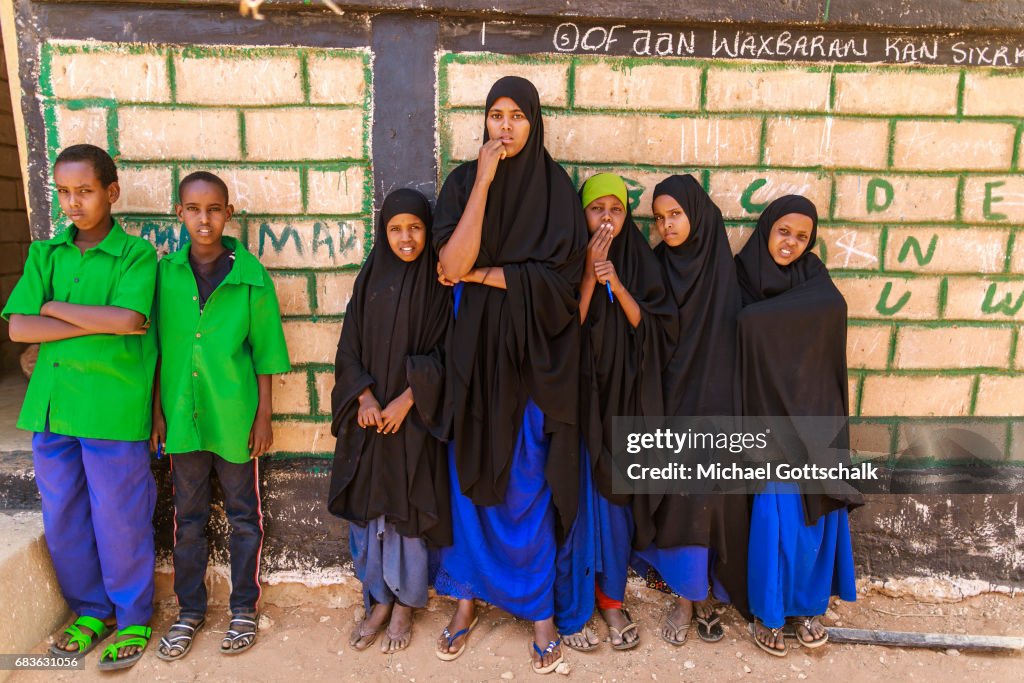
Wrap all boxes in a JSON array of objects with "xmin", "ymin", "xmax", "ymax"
[{"xmin": 446, "ymin": 20, "xmax": 1024, "ymax": 67}]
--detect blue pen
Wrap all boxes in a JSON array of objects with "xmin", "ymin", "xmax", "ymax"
[
  {"xmin": 156, "ymin": 442, "xmax": 163, "ymax": 459},
  {"xmin": 606, "ymin": 281, "xmax": 614, "ymax": 302}
]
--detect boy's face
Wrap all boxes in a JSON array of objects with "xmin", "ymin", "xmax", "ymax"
[
  {"xmin": 385, "ymin": 212, "xmax": 427, "ymax": 263},
  {"xmin": 54, "ymin": 160, "xmax": 118, "ymax": 233},
  {"xmin": 177, "ymin": 180, "xmax": 233, "ymax": 248},
  {"xmin": 486, "ymin": 97, "xmax": 531, "ymax": 158},
  {"xmin": 584, "ymin": 195, "xmax": 626, "ymax": 238},
  {"xmin": 652, "ymin": 194, "xmax": 692, "ymax": 248},
  {"xmin": 768, "ymin": 212, "xmax": 814, "ymax": 266}
]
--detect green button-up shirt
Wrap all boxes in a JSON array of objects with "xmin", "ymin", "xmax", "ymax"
[
  {"xmin": 156, "ymin": 236, "xmax": 290, "ymax": 463},
  {"xmin": 1, "ymin": 222, "xmax": 157, "ymax": 441}
]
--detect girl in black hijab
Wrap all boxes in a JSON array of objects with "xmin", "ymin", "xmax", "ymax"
[
  {"xmin": 735, "ymin": 195, "xmax": 860, "ymax": 657},
  {"xmin": 328, "ymin": 189, "xmax": 451, "ymax": 654},
  {"xmin": 630, "ymin": 174, "xmax": 748, "ymax": 646},
  {"xmin": 431, "ymin": 76, "xmax": 589, "ymax": 675},
  {"xmin": 560, "ymin": 173, "xmax": 676, "ymax": 652}
]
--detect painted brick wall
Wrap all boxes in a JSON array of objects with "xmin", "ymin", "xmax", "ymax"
[
  {"xmin": 41, "ymin": 41, "xmax": 371, "ymax": 454},
  {"xmin": 32, "ymin": 43, "xmax": 1024, "ymax": 458},
  {"xmin": 0, "ymin": 31, "xmax": 29, "ymax": 371},
  {"xmin": 440, "ymin": 53, "xmax": 1024, "ymax": 456}
]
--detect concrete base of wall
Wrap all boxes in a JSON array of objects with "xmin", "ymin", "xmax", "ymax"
[
  {"xmin": 0, "ymin": 511, "xmax": 69, "ymax": 683},
  {"xmin": 4, "ymin": 454, "xmax": 1024, "ymax": 590}
]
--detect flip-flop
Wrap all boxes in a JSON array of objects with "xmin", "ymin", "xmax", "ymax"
[
  {"xmin": 530, "ymin": 637, "xmax": 563, "ymax": 675},
  {"xmin": 695, "ymin": 611, "xmax": 724, "ymax": 643},
  {"xmin": 381, "ymin": 624, "xmax": 413, "ymax": 653},
  {"xmin": 748, "ymin": 620, "xmax": 788, "ymax": 657},
  {"xmin": 49, "ymin": 615, "xmax": 112, "ymax": 659},
  {"xmin": 659, "ymin": 610, "xmax": 689, "ymax": 646},
  {"xmin": 349, "ymin": 619, "xmax": 382, "ymax": 651},
  {"xmin": 784, "ymin": 616, "xmax": 829, "ymax": 648},
  {"xmin": 156, "ymin": 618, "xmax": 205, "ymax": 661},
  {"xmin": 435, "ymin": 616, "xmax": 479, "ymax": 661},
  {"xmin": 221, "ymin": 616, "xmax": 258, "ymax": 655},
  {"xmin": 560, "ymin": 625, "xmax": 599, "ymax": 652},
  {"xmin": 97, "ymin": 625, "xmax": 152, "ymax": 671},
  {"xmin": 609, "ymin": 609, "xmax": 640, "ymax": 651}
]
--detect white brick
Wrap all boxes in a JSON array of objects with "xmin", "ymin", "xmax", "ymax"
[
  {"xmin": 115, "ymin": 167, "xmax": 173, "ymax": 214},
  {"xmin": 573, "ymin": 62, "xmax": 700, "ymax": 111},
  {"xmin": 49, "ymin": 47, "xmax": 170, "ymax": 101},
  {"xmin": 833, "ymin": 70, "xmax": 959, "ymax": 115},
  {"xmin": 308, "ymin": 53, "xmax": 367, "ymax": 105},
  {"xmin": 180, "ymin": 167, "xmax": 302, "ymax": 215},
  {"xmin": 245, "ymin": 109, "xmax": 364, "ymax": 161},
  {"xmin": 445, "ymin": 59, "xmax": 569, "ymax": 107},
  {"xmin": 833, "ymin": 175, "xmax": 958, "ymax": 223},
  {"xmin": 55, "ymin": 106, "xmax": 107, "ymax": 149},
  {"xmin": 708, "ymin": 171, "xmax": 831, "ymax": 220},
  {"xmin": 119, "ymin": 108, "xmax": 240, "ymax": 160},
  {"xmin": 764, "ymin": 117, "xmax": 889, "ymax": 169},
  {"xmin": 249, "ymin": 219, "xmax": 365, "ymax": 269},
  {"xmin": 175, "ymin": 54, "xmax": 302, "ymax": 105},
  {"xmin": 705, "ymin": 67, "xmax": 830, "ymax": 112},
  {"xmin": 963, "ymin": 72, "xmax": 1024, "ymax": 116},
  {"xmin": 893, "ymin": 121, "xmax": 1016, "ymax": 171},
  {"xmin": 306, "ymin": 166, "xmax": 366, "ymax": 215}
]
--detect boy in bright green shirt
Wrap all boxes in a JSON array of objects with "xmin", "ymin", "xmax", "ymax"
[
  {"xmin": 2, "ymin": 144, "xmax": 157, "ymax": 671},
  {"xmin": 151, "ymin": 171, "xmax": 290, "ymax": 661}
]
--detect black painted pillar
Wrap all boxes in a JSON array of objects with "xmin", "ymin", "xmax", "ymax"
[{"xmin": 370, "ymin": 13, "xmax": 440, "ymax": 208}]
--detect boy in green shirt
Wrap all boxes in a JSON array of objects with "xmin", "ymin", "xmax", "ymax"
[
  {"xmin": 2, "ymin": 144, "xmax": 158, "ymax": 670},
  {"xmin": 151, "ymin": 171, "xmax": 290, "ymax": 660}
]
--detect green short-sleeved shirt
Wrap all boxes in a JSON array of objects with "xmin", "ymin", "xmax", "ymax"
[
  {"xmin": 156, "ymin": 236, "xmax": 291, "ymax": 463},
  {"xmin": 1, "ymin": 222, "xmax": 158, "ymax": 440}
]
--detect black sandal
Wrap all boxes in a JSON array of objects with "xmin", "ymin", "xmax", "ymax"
[
  {"xmin": 694, "ymin": 602, "xmax": 724, "ymax": 643},
  {"xmin": 221, "ymin": 615, "xmax": 258, "ymax": 655},
  {"xmin": 157, "ymin": 617, "xmax": 205, "ymax": 661}
]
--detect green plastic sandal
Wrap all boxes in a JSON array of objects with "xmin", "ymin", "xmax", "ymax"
[
  {"xmin": 98, "ymin": 625, "xmax": 152, "ymax": 671},
  {"xmin": 49, "ymin": 615, "xmax": 111, "ymax": 658}
]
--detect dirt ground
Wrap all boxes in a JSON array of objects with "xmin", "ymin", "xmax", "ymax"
[{"xmin": 10, "ymin": 583, "xmax": 1022, "ymax": 683}]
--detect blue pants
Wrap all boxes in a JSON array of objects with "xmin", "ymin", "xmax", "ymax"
[
  {"xmin": 170, "ymin": 452, "xmax": 264, "ymax": 619},
  {"xmin": 33, "ymin": 426, "xmax": 156, "ymax": 628}
]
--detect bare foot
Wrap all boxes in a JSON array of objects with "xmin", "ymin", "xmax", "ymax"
[
  {"xmin": 661, "ymin": 597, "xmax": 692, "ymax": 645},
  {"xmin": 436, "ymin": 599, "xmax": 476, "ymax": 657},
  {"xmin": 349, "ymin": 602, "xmax": 393, "ymax": 651},
  {"xmin": 599, "ymin": 607, "xmax": 638, "ymax": 648},
  {"xmin": 381, "ymin": 603, "xmax": 413, "ymax": 654},
  {"xmin": 531, "ymin": 617, "xmax": 562, "ymax": 670}
]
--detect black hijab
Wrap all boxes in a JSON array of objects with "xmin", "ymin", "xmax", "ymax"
[
  {"xmin": 735, "ymin": 195, "xmax": 864, "ymax": 524},
  {"xmin": 653, "ymin": 174, "xmax": 742, "ymax": 418},
  {"xmin": 328, "ymin": 189, "xmax": 452, "ymax": 546},
  {"xmin": 578, "ymin": 175, "xmax": 677, "ymax": 506},
  {"xmin": 433, "ymin": 76, "xmax": 589, "ymax": 536},
  {"xmin": 633, "ymin": 175, "xmax": 749, "ymax": 616}
]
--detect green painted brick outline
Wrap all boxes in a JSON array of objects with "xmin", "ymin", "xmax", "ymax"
[{"xmin": 40, "ymin": 42, "xmax": 374, "ymax": 230}]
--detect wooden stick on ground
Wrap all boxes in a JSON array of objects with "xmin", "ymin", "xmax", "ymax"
[{"xmin": 826, "ymin": 627, "xmax": 1024, "ymax": 653}]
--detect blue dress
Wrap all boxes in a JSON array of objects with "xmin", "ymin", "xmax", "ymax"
[
  {"xmin": 747, "ymin": 482, "xmax": 857, "ymax": 628},
  {"xmin": 435, "ymin": 283, "xmax": 594, "ymax": 634}
]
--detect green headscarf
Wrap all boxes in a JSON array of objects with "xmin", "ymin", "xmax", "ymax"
[{"xmin": 581, "ymin": 172, "xmax": 628, "ymax": 210}]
